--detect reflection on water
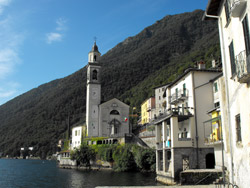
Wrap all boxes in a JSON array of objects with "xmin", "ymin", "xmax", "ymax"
[{"xmin": 0, "ymin": 159, "xmax": 159, "ymax": 188}]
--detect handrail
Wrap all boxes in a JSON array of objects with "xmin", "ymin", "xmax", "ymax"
[
  {"xmin": 215, "ymin": 181, "xmax": 239, "ymax": 188},
  {"xmin": 194, "ymin": 173, "xmax": 212, "ymax": 185}
]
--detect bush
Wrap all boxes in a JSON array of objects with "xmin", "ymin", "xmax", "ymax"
[
  {"xmin": 90, "ymin": 144, "xmax": 156, "ymax": 172},
  {"xmin": 112, "ymin": 145, "xmax": 136, "ymax": 172},
  {"xmin": 132, "ymin": 145, "xmax": 156, "ymax": 172},
  {"xmin": 71, "ymin": 143, "xmax": 96, "ymax": 168}
]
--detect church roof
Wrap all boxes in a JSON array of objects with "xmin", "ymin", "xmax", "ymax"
[
  {"xmin": 90, "ymin": 41, "xmax": 100, "ymax": 53},
  {"xmin": 100, "ymin": 98, "xmax": 130, "ymax": 108}
]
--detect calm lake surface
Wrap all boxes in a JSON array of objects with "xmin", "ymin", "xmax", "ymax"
[{"xmin": 0, "ymin": 159, "xmax": 160, "ymax": 188}]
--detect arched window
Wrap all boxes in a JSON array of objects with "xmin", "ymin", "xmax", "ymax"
[
  {"xmin": 92, "ymin": 70, "xmax": 97, "ymax": 80},
  {"xmin": 94, "ymin": 55, "xmax": 97, "ymax": 61},
  {"xmin": 110, "ymin": 110, "xmax": 119, "ymax": 115}
]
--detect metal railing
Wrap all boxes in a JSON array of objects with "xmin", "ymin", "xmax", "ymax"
[
  {"xmin": 235, "ymin": 50, "xmax": 250, "ymax": 83},
  {"xmin": 229, "ymin": 0, "xmax": 247, "ymax": 17},
  {"xmin": 169, "ymin": 89, "xmax": 188, "ymax": 104},
  {"xmin": 153, "ymin": 107, "xmax": 194, "ymax": 124},
  {"xmin": 215, "ymin": 182, "xmax": 239, "ymax": 188}
]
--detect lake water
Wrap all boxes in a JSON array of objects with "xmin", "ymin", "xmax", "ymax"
[{"xmin": 0, "ymin": 159, "xmax": 160, "ymax": 188}]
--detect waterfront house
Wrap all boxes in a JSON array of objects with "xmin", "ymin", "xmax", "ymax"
[
  {"xmin": 71, "ymin": 125, "xmax": 85, "ymax": 150},
  {"xmin": 205, "ymin": 0, "xmax": 250, "ymax": 187},
  {"xmin": 154, "ymin": 62, "xmax": 221, "ymax": 184}
]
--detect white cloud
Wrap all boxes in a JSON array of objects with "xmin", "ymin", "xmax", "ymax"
[
  {"xmin": 46, "ymin": 17, "xmax": 67, "ymax": 44},
  {"xmin": 0, "ymin": 1, "xmax": 24, "ymax": 104},
  {"xmin": 0, "ymin": 48, "xmax": 19, "ymax": 79},
  {"xmin": 0, "ymin": 0, "xmax": 11, "ymax": 15},
  {"xmin": 56, "ymin": 18, "xmax": 67, "ymax": 31},
  {"xmin": 46, "ymin": 32, "xmax": 63, "ymax": 44}
]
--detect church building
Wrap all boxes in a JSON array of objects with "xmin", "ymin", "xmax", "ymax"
[{"xmin": 86, "ymin": 42, "xmax": 130, "ymax": 137}]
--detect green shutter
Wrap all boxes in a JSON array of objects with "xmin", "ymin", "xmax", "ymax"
[{"xmin": 229, "ymin": 41, "xmax": 236, "ymax": 76}]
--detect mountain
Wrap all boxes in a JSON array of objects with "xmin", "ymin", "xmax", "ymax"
[{"xmin": 0, "ymin": 10, "xmax": 220, "ymax": 158}]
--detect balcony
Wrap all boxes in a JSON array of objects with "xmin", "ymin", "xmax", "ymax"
[
  {"xmin": 235, "ymin": 50, "xmax": 250, "ymax": 83},
  {"xmin": 153, "ymin": 107, "xmax": 194, "ymax": 125},
  {"xmin": 169, "ymin": 89, "xmax": 189, "ymax": 104},
  {"xmin": 203, "ymin": 116, "xmax": 222, "ymax": 145},
  {"xmin": 230, "ymin": 0, "xmax": 247, "ymax": 17}
]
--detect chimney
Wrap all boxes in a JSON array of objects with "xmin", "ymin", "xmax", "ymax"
[{"xmin": 197, "ymin": 61, "xmax": 206, "ymax": 69}]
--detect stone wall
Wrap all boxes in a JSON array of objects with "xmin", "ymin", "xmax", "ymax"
[
  {"xmin": 59, "ymin": 158, "xmax": 77, "ymax": 167},
  {"xmin": 140, "ymin": 136, "xmax": 156, "ymax": 148},
  {"xmin": 172, "ymin": 147, "xmax": 214, "ymax": 181}
]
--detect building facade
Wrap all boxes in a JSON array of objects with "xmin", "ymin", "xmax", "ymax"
[
  {"xmin": 141, "ymin": 97, "xmax": 155, "ymax": 124},
  {"xmin": 154, "ymin": 84, "xmax": 169, "ymax": 117},
  {"xmin": 86, "ymin": 42, "xmax": 130, "ymax": 138},
  {"xmin": 205, "ymin": 1, "xmax": 250, "ymax": 187},
  {"xmin": 71, "ymin": 125, "xmax": 84, "ymax": 150},
  {"xmin": 154, "ymin": 65, "xmax": 221, "ymax": 184},
  {"xmin": 203, "ymin": 73, "xmax": 225, "ymax": 170},
  {"xmin": 99, "ymin": 98, "xmax": 130, "ymax": 137}
]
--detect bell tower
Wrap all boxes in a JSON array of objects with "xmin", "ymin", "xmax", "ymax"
[{"xmin": 86, "ymin": 41, "xmax": 101, "ymax": 137}]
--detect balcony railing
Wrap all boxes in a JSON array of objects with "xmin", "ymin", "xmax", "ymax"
[
  {"xmin": 235, "ymin": 50, "xmax": 250, "ymax": 83},
  {"xmin": 170, "ymin": 106, "xmax": 193, "ymax": 116},
  {"xmin": 230, "ymin": 0, "xmax": 247, "ymax": 17},
  {"xmin": 203, "ymin": 116, "xmax": 222, "ymax": 145},
  {"xmin": 169, "ymin": 89, "xmax": 188, "ymax": 104}
]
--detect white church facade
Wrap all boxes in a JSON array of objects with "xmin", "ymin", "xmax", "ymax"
[{"xmin": 86, "ymin": 42, "xmax": 130, "ymax": 138}]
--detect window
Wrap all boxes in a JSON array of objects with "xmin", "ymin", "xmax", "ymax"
[
  {"xmin": 242, "ymin": 15, "xmax": 250, "ymax": 56},
  {"xmin": 229, "ymin": 41, "xmax": 236, "ymax": 76},
  {"xmin": 224, "ymin": 0, "xmax": 230, "ymax": 23},
  {"xmin": 159, "ymin": 96, "xmax": 161, "ymax": 100},
  {"xmin": 92, "ymin": 70, "xmax": 98, "ymax": 80},
  {"xmin": 214, "ymin": 82, "xmax": 218, "ymax": 92},
  {"xmin": 214, "ymin": 102, "xmax": 220, "ymax": 108},
  {"xmin": 162, "ymin": 88, "xmax": 164, "ymax": 91},
  {"xmin": 236, "ymin": 114, "xmax": 242, "ymax": 142},
  {"xmin": 110, "ymin": 110, "xmax": 119, "ymax": 115},
  {"xmin": 75, "ymin": 130, "xmax": 77, "ymax": 136},
  {"xmin": 183, "ymin": 83, "xmax": 186, "ymax": 96},
  {"xmin": 94, "ymin": 55, "xmax": 97, "ymax": 61}
]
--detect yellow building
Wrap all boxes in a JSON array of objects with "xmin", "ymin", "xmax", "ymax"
[
  {"xmin": 141, "ymin": 100, "xmax": 148, "ymax": 125},
  {"xmin": 141, "ymin": 97, "xmax": 155, "ymax": 125}
]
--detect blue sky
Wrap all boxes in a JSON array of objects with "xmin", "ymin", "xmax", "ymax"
[{"xmin": 0, "ymin": 0, "xmax": 208, "ymax": 105}]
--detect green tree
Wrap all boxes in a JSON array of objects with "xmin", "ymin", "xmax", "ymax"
[{"xmin": 71, "ymin": 144, "xmax": 96, "ymax": 168}]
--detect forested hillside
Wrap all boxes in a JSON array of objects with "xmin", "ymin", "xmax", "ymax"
[{"xmin": 0, "ymin": 10, "xmax": 220, "ymax": 158}]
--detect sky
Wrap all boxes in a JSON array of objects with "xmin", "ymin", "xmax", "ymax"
[{"xmin": 0, "ymin": 0, "xmax": 209, "ymax": 105}]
